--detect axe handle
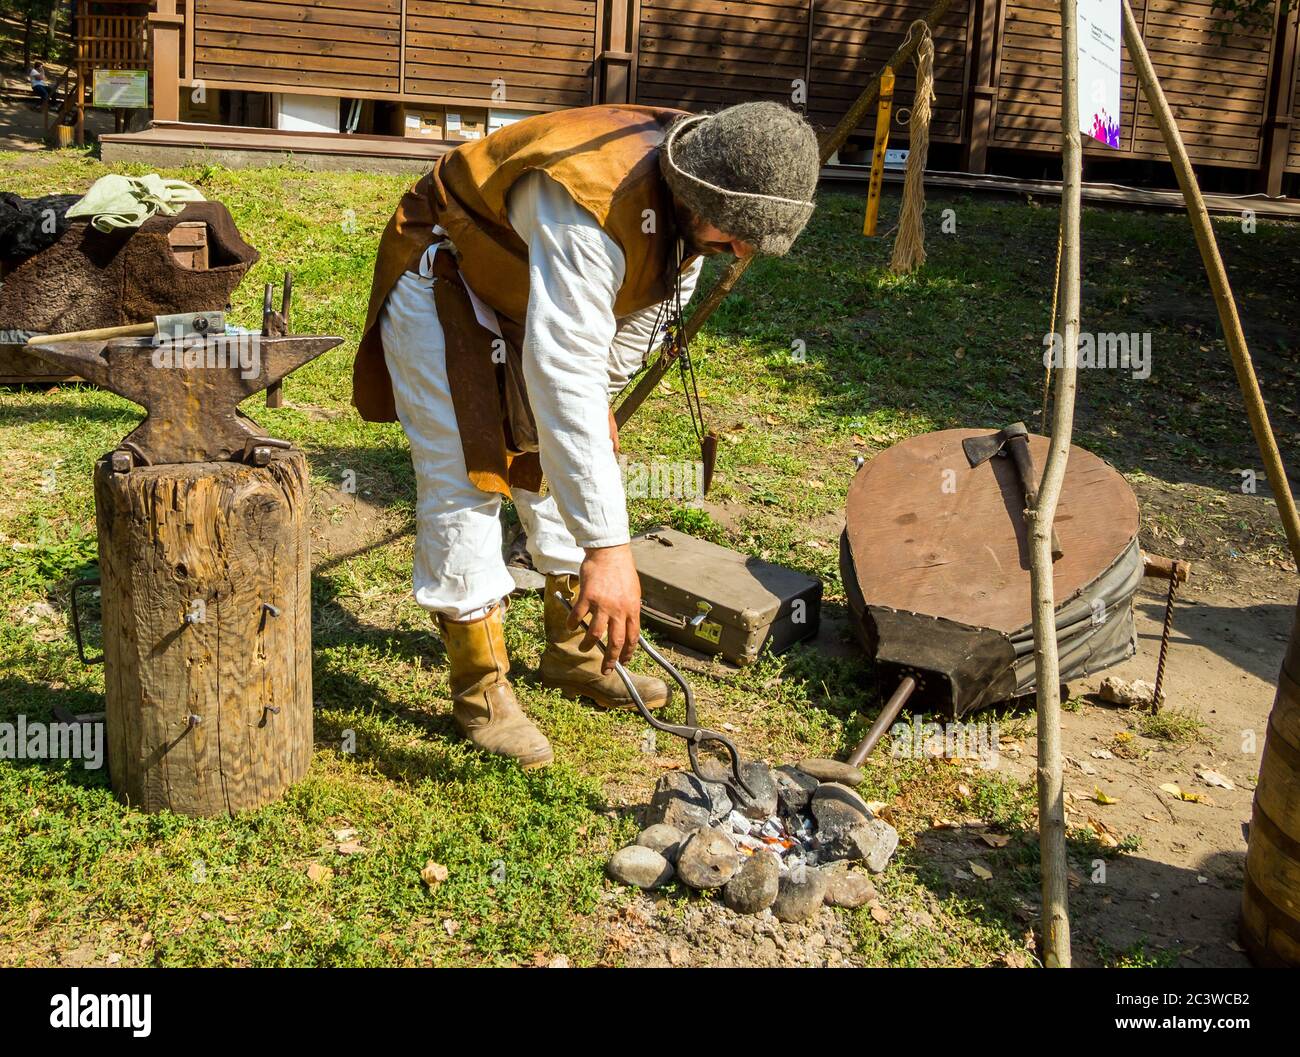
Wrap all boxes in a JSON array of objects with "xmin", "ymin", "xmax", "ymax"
[
  {"xmin": 27, "ymin": 322, "xmax": 155, "ymax": 346},
  {"xmin": 1007, "ymin": 435, "xmax": 1064, "ymax": 561}
]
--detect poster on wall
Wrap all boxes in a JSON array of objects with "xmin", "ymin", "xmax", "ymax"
[
  {"xmin": 1077, "ymin": 0, "xmax": 1122, "ymax": 147},
  {"xmin": 93, "ymin": 70, "xmax": 150, "ymax": 109}
]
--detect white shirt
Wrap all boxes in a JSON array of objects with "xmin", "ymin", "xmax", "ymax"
[{"xmin": 502, "ymin": 170, "xmax": 701, "ymax": 550}]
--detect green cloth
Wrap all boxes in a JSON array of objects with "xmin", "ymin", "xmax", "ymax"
[{"xmin": 65, "ymin": 174, "xmax": 206, "ymax": 233}]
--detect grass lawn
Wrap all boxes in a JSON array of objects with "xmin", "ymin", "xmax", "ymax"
[{"xmin": 0, "ymin": 147, "xmax": 1294, "ymax": 967}]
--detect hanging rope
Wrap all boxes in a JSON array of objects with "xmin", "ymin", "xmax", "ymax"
[{"xmin": 890, "ymin": 20, "xmax": 936, "ymax": 274}]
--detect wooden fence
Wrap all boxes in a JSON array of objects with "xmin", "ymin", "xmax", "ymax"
[
  {"xmin": 147, "ymin": 0, "xmax": 1300, "ymax": 191},
  {"xmin": 77, "ymin": 1, "xmax": 150, "ymax": 69},
  {"xmin": 69, "ymin": 1, "xmax": 152, "ymax": 143}
]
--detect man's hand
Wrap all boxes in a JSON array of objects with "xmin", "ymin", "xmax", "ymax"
[
  {"xmin": 607, "ymin": 407, "xmax": 620, "ymax": 454},
  {"xmin": 570, "ymin": 543, "xmax": 641, "ymax": 672}
]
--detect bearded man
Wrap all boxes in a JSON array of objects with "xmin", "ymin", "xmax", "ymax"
[{"xmin": 354, "ymin": 101, "xmax": 819, "ymax": 768}]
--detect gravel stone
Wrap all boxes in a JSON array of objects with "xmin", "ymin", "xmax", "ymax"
[
  {"xmin": 722, "ymin": 851, "xmax": 781, "ymax": 914},
  {"xmin": 797, "ymin": 758, "xmax": 865, "ymax": 786},
  {"xmin": 732, "ymin": 762, "xmax": 779, "ymax": 819},
  {"xmin": 812, "ymin": 782, "xmax": 873, "ymax": 844},
  {"xmin": 773, "ymin": 766, "xmax": 819, "ymax": 814},
  {"xmin": 645, "ymin": 772, "xmax": 733, "ymax": 832},
  {"xmin": 607, "ymin": 845, "xmax": 674, "ymax": 889},
  {"xmin": 676, "ymin": 828, "xmax": 741, "ymax": 890},
  {"xmin": 636, "ymin": 823, "xmax": 686, "ymax": 862},
  {"xmin": 771, "ymin": 866, "xmax": 830, "ymax": 923},
  {"xmin": 823, "ymin": 869, "xmax": 878, "ymax": 908}
]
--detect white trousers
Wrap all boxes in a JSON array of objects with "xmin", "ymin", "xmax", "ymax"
[{"xmin": 380, "ymin": 271, "xmax": 585, "ymax": 621}]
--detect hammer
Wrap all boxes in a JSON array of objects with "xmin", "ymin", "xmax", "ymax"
[
  {"xmin": 962, "ymin": 422, "xmax": 1064, "ymax": 561},
  {"xmin": 25, "ymin": 310, "xmax": 227, "ymax": 346}
]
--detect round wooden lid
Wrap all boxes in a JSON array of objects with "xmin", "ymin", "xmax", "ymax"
[{"xmin": 844, "ymin": 428, "xmax": 1139, "ymax": 634}]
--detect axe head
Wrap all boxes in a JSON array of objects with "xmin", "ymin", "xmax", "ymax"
[{"xmin": 962, "ymin": 422, "xmax": 1029, "ymax": 467}]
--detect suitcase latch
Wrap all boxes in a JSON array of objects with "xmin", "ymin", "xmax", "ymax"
[{"xmin": 690, "ymin": 602, "xmax": 721, "ymax": 644}]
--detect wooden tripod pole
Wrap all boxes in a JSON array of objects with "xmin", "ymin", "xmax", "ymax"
[
  {"xmin": 615, "ymin": 0, "xmax": 957, "ymax": 429},
  {"xmin": 1029, "ymin": 0, "xmax": 1081, "ymax": 969},
  {"xmin": 1120, "ymin": 0, "xmax": 1300, "ymax": 569}
]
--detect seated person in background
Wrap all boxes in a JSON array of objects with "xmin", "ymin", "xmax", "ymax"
[{"xmin": 29, "ymin": 63, "xmax": 53, "ymax": 108}]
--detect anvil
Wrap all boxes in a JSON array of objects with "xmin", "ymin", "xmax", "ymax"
[{"xmin": 27, "ymin": 334, "xmax": 342, "ymax": 466}]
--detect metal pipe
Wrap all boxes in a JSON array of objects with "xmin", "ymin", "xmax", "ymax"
[{"xmin": 846, "ymin": 675, "xmax": 917, "ymax": 767}]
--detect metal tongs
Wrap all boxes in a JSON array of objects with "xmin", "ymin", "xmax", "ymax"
[{"xmin": 555, "ymin": 593, "xmax": 754, "ymax": 802}]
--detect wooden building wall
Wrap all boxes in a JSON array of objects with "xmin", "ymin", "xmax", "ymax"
[
  {"xmin": 183, "ymin": 0, "xmax": 601, "ymax": 108},
  {"xmin": 992, "ymin": 0, "xmax": 1279, "ymax": 169},
  {"xmin": 154, "ymin": 0, "xmax": 1300, "ymax": 187},
  {"xmin": 404, "ymin": 0, "xmax": 600, "ymax": 107},
  {"xmin": 1292, "ymin": 52, "xmax": 1300, "ymax": 172},
  {"xmin": 807, "ymin": 0, "xmax": 971, "ymax": 145},
  {"xmin": 1135, "ymin": 0, "xmax": 1275, "ymax": 168},
  {"xmin": 1281, "ymin": 6, "xmax": 1300, "ymax": 174},
  {"xmin": 632, "ymin": 0, "xmax": 972, "ymax": 146},
  {"xmin": 191, "ymin": 1, "xmax": 402, "ymax": 96},
  {"xmin": 633, "ymin": 0, "xmax": 811, "ymax": 112}
]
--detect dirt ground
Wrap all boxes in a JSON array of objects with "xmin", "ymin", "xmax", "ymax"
[
  {"xmin": 579, "ymin": 468, "xmax": 1293, "ymax": 968},
  {"xmin": 591, "ymin": 602, "xmax": 1289, "ymax": 969},
  {"xmin": 300, "ymin": 469, "xmax": 1290, "ymax": 968},
  {"xmin": 0, "ymin": 60, "xmax": 115, "ymax": 153},
  {"xmin": 1002, "ymin": 584, "xmax": 1287, "ymax": 969}
]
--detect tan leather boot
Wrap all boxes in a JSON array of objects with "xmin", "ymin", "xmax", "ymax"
[
  {"xmin": 539, "ymin": 573, "xmax": 669, "ymax": 710},
  {"xmin": 437, "ymin": 606, "xmax": 553, "ymax": 769}
]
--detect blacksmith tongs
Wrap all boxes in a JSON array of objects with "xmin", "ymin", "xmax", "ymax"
[{"xmin": 554, "ymin": 593, "xmax": 755, "ymax": 802}]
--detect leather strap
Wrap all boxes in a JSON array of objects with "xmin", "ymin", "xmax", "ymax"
[{"xmin": 427, "ymin": 248, "xmax": 543, "ymax": 496}]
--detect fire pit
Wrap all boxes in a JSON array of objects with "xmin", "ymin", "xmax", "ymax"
[{"xmin": 607, "ymin": 759, "xmax": 899, "ymax": 922}]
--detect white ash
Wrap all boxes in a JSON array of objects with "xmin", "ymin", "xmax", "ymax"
[{"xmin": 723, "ymin": 809, "xmax": 817, "ymax": 872}]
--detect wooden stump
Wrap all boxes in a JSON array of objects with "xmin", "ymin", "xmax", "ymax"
[
  {"xmin": 1241, "ymin": 594, "xmax": 1300, "ymax": 966},
  {"xmin": 94, "ymin": 451, "xmax": 312, "ymax": 816}
]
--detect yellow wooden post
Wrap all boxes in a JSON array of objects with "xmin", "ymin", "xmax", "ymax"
[{"xmin": 863, "ymin": 68, "xmax": 896, "ymax": 236}]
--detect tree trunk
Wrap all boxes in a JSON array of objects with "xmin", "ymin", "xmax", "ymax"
[
  {"xmin": 45, "ymin": 3, "xmax": 60, "ymax": 58},
  {"xmin": 1030, "ymin": 0, "xmax": 1081, "ymax": 969},
  {"xmin": 94, "ymin": 452, "xmax": 313, "ymax": 816}
]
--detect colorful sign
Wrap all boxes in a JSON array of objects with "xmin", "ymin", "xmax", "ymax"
[
  {"xmin": 1077, "ymin": 0, "xmax": 1122, "ymax": 148},
  {"xmin": 93, "ymin": 69, "xmax": 150, "ymax": 109}
]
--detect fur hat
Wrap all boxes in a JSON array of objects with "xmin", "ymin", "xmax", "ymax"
[{"xmin": 660, "ymin": 102, "xmax": 819, "ymax": 256}]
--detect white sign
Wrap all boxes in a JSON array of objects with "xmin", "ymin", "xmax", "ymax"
[
  {"xmin": 93, "ymin": 69, "xmax": 149, "ymax": 109},
  {"xmin": 884, "ymin": 148, "xmax": 910, "ymax": 170},
  {"xmin": 1077, "ymin": 0, "xmax": 1121, "ymax": 148}
]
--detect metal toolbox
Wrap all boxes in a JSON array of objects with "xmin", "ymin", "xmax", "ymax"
[{"xmin": 631, "ymin": 526, "xmax": 822, "ymax": 666}]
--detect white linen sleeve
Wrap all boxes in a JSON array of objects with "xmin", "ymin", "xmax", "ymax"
[
  {"xmin": 506, "ymin": 170, "xmax": 630, "ymax": 550},
  {"xmin": 606, "ymin": 256, "xmax": 705, "ymax": 397}
]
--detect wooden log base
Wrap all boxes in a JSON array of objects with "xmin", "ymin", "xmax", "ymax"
[
  {"xmin": 94, "ymin": 450, "xmax": 312, "ymax": 816},
  {"xmin": 1241, "ymin": 595, "xmax": 1300, "ymax": 967}
]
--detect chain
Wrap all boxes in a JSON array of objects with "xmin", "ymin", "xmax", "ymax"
[{"xmin": 1151, "ymin": 572, "xmax": 1180, "ymax": 713}]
